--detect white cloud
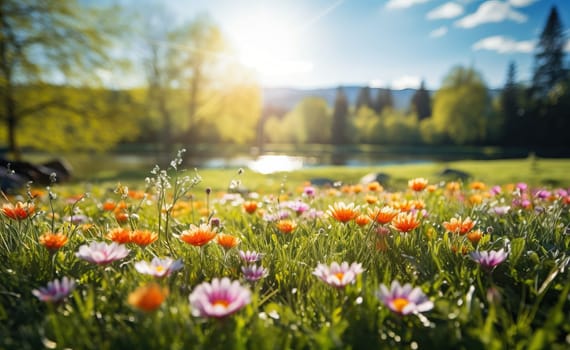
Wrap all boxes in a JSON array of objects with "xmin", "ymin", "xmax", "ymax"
[
  {"xmin": 565, "ymin": 39, "xmax": 570, "ymax": 52},
  {"xmin": 430, "ymin": 26, "xmax": 448, "ymax": 38},
  {"xmin": 455, "ymin": 0, "xmax": 527, "ymax": 28},
  {"xmin": 392, "ymin": 75, "xmax": 421, "ymax": 89},
  {"xmin": 508, "ymin": 0, "xmax": 537, "ymax": 8},
  {"xmin": 386, "ymin": 0, "xmax": 430, "ymax": 10},
  {"xmin": 427, "ymin": 2, "xmax": 464, "ymax": 20},
  {"xmin": 370, "ymin": 79, "xmax": 387, "ymax": 88},
  {"xmin": 472, "ymin": 35, "xmax": 534, "ymax": 53}
]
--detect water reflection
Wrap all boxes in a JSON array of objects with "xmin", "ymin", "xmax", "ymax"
[{"xmin": 247, "ymin": 155, "xmax": 304, "ymax": 174}]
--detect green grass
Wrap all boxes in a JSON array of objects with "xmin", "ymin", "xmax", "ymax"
[{"xmin": 1, "ymin": 153, "xmax": 569, "ymax": 349}]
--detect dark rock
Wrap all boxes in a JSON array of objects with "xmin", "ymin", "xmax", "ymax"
[
  {"xmin": 42, "ymin": 158, "xmax": 73, "ymax": 182},
  {"xmin": 0, "ymin": 168, "xmax": 28, "ymax": 193},
  {"xmin": 360, "ymin": 172, "xmax": 390, "ymax": 185},
  {"xmin": 308, "ymin": 178, "xmax": 335, "ymax": 187},
  {"xmin": 439, "ymin": 168, "xmax": 471, "ymax": 181},
  {"xmin": 0, "ymin": 158, "xmax": 73, "ymax": 186}
]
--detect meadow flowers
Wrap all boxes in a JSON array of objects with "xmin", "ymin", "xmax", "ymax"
[
  {"xmin": 241, "ymin": 265, "xmax": 269, "ymax": 282},
  {"xmin": 39, "ymin": 232, "xmax": 68, "ymax": 251},
  {"xmin": 443, "ymin": 216, "xmax": 475, "ymax": 235},
  {"xmin": 239, "ymin": 250, "xmax": 264, "ymax": 264},
  {"xmin": 276, "ymin": 219, "xmax": 297, "ymax": 234},
  {"xmin": 189, "ymin": 277, "xmax": 251, "ymax": 318},
  {"xmin": 32, "ymin": 277, "xmax": 75, "ymax": 304},
  {"xmin": 76, "ymin": 241, "xmax": 130, "ymax": 265},
  {"xmin": 106, "ymin": 228, "xmax": 132, "ymax": 244},
  {"xmin": 128, "ymin": 283, "xmax": 169, "ymax": 312},
  {"xmin": 313, "ymin": 262, "xmax": 364, "ymax": 288},
  {"xmin": 470, "ymin": 248, "xmax": 508, "ymax": 269},
  {"xmin": 327, "ymin": 202, "xmax": 359, "ymax": 223},
  {"xmin": 130, "ymin": 229, "xmax": 158, "ymax": 247},
  {"xmin": 2, "ymin": 202, "xmax": 34, "ymax": 220},
  {"xmin": 408, "ymin": 177, "xmax": 428, "ymax": 192},
  {"xmin": 179, "ymin": 224, "xmax": 217, "ymax": 246},
  {"xmin": 377, "ymin": 280, "xmax": 433, "ymax": 315},
  {"xmin": 215, "ymin": 233, "xmax": 240, "ymax": 249},
  {"xmin": 134, "ymin": 257, "xmax": 183, "ymax": 278},
  {"xmin": 368, "ymin": 206, "xmax": 399, "ymax": 224},
  {"xmin": 391, "ymin": 212, "xmax": 420, "ymax": 233}
]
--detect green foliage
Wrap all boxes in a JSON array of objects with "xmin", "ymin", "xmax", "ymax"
[
  {"xmin": 1, "ymin": 157, "xmax": 570, "ymax": 349},
  {"xmin": 431, "ymin": 66, "xmax": 491, "ymax": 145}
]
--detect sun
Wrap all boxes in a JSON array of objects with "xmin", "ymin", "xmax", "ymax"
[{"xmin": 228, "ymin": 12, "xmax": 312, "ymax": 85}]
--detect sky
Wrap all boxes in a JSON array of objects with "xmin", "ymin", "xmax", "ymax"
[{"xmin": 160, "ymin": 0, "xmax": 570, "ymax": 89}]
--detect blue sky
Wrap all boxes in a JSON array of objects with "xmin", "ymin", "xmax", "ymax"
[{"xmin": 163, "ymin": 0, "xmax": 570, "ymax": 89}]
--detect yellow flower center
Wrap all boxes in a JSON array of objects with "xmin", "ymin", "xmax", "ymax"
[
  {"xmin": 391, "ymin": 298, "xmax": 410, "ymax": 313},
  {"xmin": 335, "ymin": 272, "xmax": 345, "ymax": 281},
  {"xmin": 213, "ymin": 299, "xmax": 230, "ymax": 308},
  {"xmin": 155, "ymin": 266, "xmax": 165, "ymax": 273}
]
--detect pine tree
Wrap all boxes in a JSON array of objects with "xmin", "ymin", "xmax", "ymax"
[
  {"xmin": 373, "ymin": 88, "xmax": 394, "ymax": 115},
  {"xmin": 331, "ymin": 86, "xmax": 349, "ymax": 145},
  {"xmin": 501, "ymin": 62, "xmax": 524, "ymax": 146},
  {"xmin": 410, "ymin": 80, "xmax": 431, "ymax": 120},
  {"xmin": 355, "ymin": 86, "xmax": 372, "ymax": 110},
  {"xmin": 532, "ymin": 6, "xmax": 567, "ymax": 98}
]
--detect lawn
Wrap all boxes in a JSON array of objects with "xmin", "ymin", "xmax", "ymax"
[{"xmin": 1, "ymin": 152, "xmax": 569, "ymax": 349}]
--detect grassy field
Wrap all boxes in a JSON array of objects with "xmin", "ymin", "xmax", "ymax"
[{"xmin": 1, "ymin": 153, "xmax": 569, "ymax": 349}]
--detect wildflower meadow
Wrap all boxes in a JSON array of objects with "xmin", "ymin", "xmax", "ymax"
[{"xmin": 1, "ymin": 151, "xmax": 569, "ymax": 349}]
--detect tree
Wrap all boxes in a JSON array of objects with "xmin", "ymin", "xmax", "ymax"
[
  {"xmin": 355, "ymin": 86, "xmax": 372, "ymax": 110},
  {"xmin": 0, "ymin": 0, "xmax": 123, "ymax": 157},
  {"xmin": 373, "ymin": 88, "xmax": 394, "ymax": 115},
  {"xmin": 431, "ymin": 66, "xmax": 490, "ymax": 145},
  {"xmin": 410, "ymin": 80, "xmax": 431, "ymax": 120},
  {"xmin": 331, "ymin": 87, "xmax": 349, "ymax": 145},
  {"xmin": 532, "ymin": 6, "xmax": 567, "ymax": 98},
  {"xmin": 500, "ymin": 62, "xmax": 525, "ymax": 146}
]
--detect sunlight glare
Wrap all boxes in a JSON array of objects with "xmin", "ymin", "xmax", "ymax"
[
  {"xmin": 248, "ymin": 155, "xmax": 304, "ymax": 174},
  {"xmin": 229, "ymin": 12, "xmax": 313, "ymax": 83}
]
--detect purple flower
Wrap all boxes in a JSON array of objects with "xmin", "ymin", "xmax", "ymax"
[
  {"xmin": 284, "ymin": 200, "xmax": 310, "ymax": 215},
  {"xmin": 241, "ymin": 264, "xmax": 269, "ymax": 282},
  {"xmin": 491, "ymin": 205, "xmax": 511, "ymax": 216},
  {"xmin": 534, "ymin": 189, "xmax": 551, "ymax": 200},
  {"xmin": 516, "ymin": 182, "xmax": 528, "ymax": 192},
  {"xmin": 239, "ymin": 250, "xmax": 264, "ymax": 264},
  {"xmin": 304, "ymin": 186, "xmax": 316, "ymax": 197},
  {"xmin": 376, "ymin": 280, "xmax": 434, "ymax": 315},
  {"xmin": 313, "ymin": 262, "xmax": 364, "ymax": 288},
  {"xmin": 189, "ymin": 277, "xmax": 251, "ymax": 318},
  {"xmin": 303, "ymin": 208, "xmax": 324, "ymax": 220},
  {"xmin": 32, "ymin": 277, "xmax": 75, "ymax": 304},
  {"xmin": 76, "ymin": 241, "xmax": 130, "ymax": 265},
  {"xmin": 64, "ymin": 214, "xmax": 90, "ymax": 225},
  {"xmin": 490, "ymin": 185, "xmax": 502, "ymax": 196},
  {"xmin": 470, "ymin": 248, "xmax": 508, "ymax": 269},
  {"xmin": 134, "ymin": 257, "xmax": 183, "ymax": 278}
]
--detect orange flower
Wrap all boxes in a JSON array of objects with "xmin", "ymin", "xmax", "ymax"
[
  {"xmin": 276, "ymin": 220, "xmax": 297, "ymax": 234},
  {"xmin": 466, "ymin": 229, "xmax": 483, "ymax": 244},
  {"xmin": 355, "ymin": 214, "xmax": 372, "ymax": 227},
  {"xmin": 2, "ymin": 202, "xmax": 35, "ymax": 220},
  {"xmin": 390, "ymin": 212, "xmax": 420, "ymax": 233},
  {"xmin": 442, "ymin": 217, "xmax": 475, "ymax": 235},
  {"xmin": 365, "ymin": 195, "xmax": 378, "ymax": 205},
  {"xmin": 243, "ymin": 201, "xmax": 258, "ymax": 214},
  {"xmin": 39, "ymin": 232, "xmax": 68, "ymax": 251},
  {"xmin": 128, "ymin": 190, "xmax": 146, "ymax": 199},
  {"xmin": 408, "ymin": 178, "xmax": 428, "ymax": 192},
  {"xmin": 128, "ymin": 283, "xmax": 168, "ymax": 312},
  {"xmin": 180, "ymin": 224, "xmax": 217, "ymax": 246},
  {"xmin": 351, "ymin": 184, "xmax": 363, "ymax": 194},
  {"xmin": 446, "ymin": 182, "xmax": 461, "ymax": 193},
  {"xmin": 450, "ymin": 244, "xmax": 470, "ymax": 255},
  {"xmin": 368, "ymin": 206, "xmax": 399, "ymax": 224},
  {"xmin": 107, "ymin": 228, "xmax": 132, "ymax": 244},
  {"xmin": 115, "ymin": 211, "xmax": 129, "ymax": 223},
  {"xmin": 469, "ymin": 181, "xmax": 486, "ymax": 191},
  {"xmin": 391, "ymin": 200, "xmax": 416, "ymax": 212},
  {"xmin": 102, "ymin": 201, "xmax": 117, "ymax": 211},
  {"xmin": 216, "ymin": 233, "xmax": 240, "ymax": 249},
  {"xmin": 327, "ymin": 202, "xmax": 359, "ymax": 223},
  {"xmin": 426, "ymin": 185, "xmax": 437, "ymax": 193},
  {"xmin": 469, "ymin": 194, "xmax": 483, "ymax": 205},
  {"xmin": 130, "ymin": 230, "xmax": 158, "ymax": 247},
  {"xmin": 367, "ymin": 181, "xmax": 384, "ymax": 192}
]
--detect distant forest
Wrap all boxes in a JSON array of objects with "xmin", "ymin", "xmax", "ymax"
[{"xmin": 0, "ymin": 1, "xmax": 569, "ymax": 158}]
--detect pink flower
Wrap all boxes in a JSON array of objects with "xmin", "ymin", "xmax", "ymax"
[
  {"xmin": 32, "ymin": 277, "xmax": 75, "ymax": 304},
  {"xmin": 189, "ymin": 278, "xmax": 251, "ymax": 318},
  {"xmin": 313, "ymin": 262, "xmax": 364, "ymax": 288},
  {"xmin": 377, "ymin": 280, "xmax": 433, "ymax": 315},
  {"xmin": 470, "ymin": 248, "xmax": 508, "ymax": 269},
  {"xmin": 76, "ymin": 241, "xmax": 130, "ymax": 265},
  {"xmin": 241, "ymin": 264, "xmax": 269, "ymax": 282},
  {"xmin": 239, "ymin": 250, "xmax": 264, "ymax": 264},
  {"xmin": 134, "ymin": 257, "xmax": 183, "ymax": 278}
]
